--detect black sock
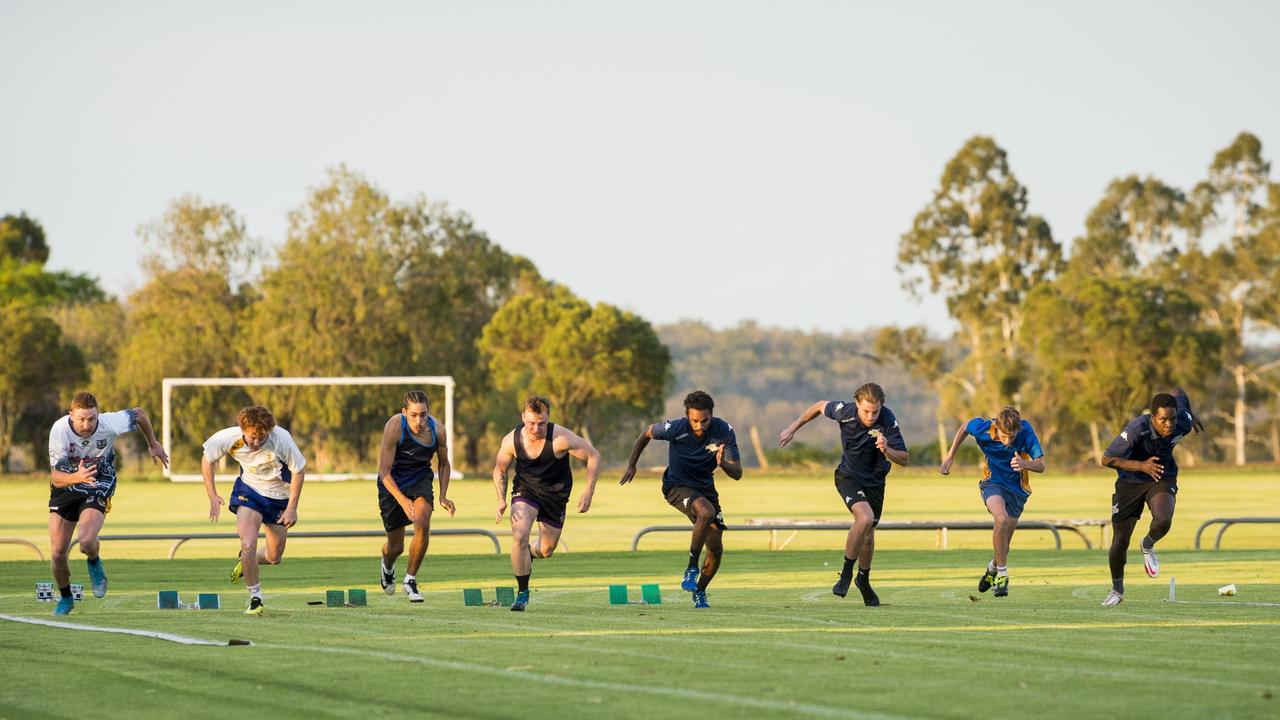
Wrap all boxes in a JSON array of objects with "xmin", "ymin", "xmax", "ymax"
[
  {"xmin": 59, "ymin": 585, "xmax": 71, "ymax": 599},
  {"xmin": 841, "ymin": 556, "xmax": 855, "ymax": 579},
  {"xmin": 87, "ymin": 556, "xmax": 101, "ymax": 566},
  {"xmin": 1112, "ymin": 577, "xmax": 1124, "ymax": 594},
  {"xmin": 856, "ymin": 566, "xmax": 870, "ymax": 583},
  {"xmin": 1141, "ymin": 535, "xmax": 1155, "ymax": 551},
  {"xmin": 516, "ymin": 574, "xmax": 530, "ymax": 592},
  {"xmin": 687, "ymin": 552, "xmax": 699, "ymax": 571}
]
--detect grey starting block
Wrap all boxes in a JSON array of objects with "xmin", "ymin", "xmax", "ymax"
[{"xmin": 36, "ymin": 582, "xmax": 53, "ymax": 602}]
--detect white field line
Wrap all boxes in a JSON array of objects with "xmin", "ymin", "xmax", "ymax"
[
  {"xmin": 255, "ymin": 642, "xmax": 907, "ymax": 720},
  {"xmin": 0, "ymin": 613, "xmax": 250, "ymax": 646}
]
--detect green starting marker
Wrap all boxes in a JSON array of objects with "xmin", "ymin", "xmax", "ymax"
[
  {"xmin": 641, "ymin": 584, "xmax": 662, "ymax": 605},
  {"xmin": 494, "ymin": 587, "xmax": 515, "ymax": 607},
  {"xmin": 608, "ymin": 585, "xmax": 629, "ymax": 605},
  {"xmin": 197, "ymin": 593, "xmax": 220, "ymax": 610},
  {"xmin": 325, "ymin": 590, "xmax": 345, "ymax": 608},
  {"xmin": 463, "ymin": 588, "xmax": 484, "ymax": 607},
  {"xmin": 157, "ymin": 590, "xmax": 180, "ymax": 609},
  {"xmin": 348, "ymin": 588, "xmax": 367, "ymax": 607}
]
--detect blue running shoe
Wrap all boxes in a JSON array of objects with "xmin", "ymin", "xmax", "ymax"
[
  {"xmin": 692, "ymin": 590, "xmax": 710, "ymax": 609},
  {"xmin": 681, "ymin": 567, "xmax": 699, "ymax": 592},
  {"xmin": 87, "ymin": 558, "xmax": 107, "ymax": 598},
  {"xmin": 510, "ymin": 590, "xmax": 530, "ymax": 612},
  {"xmin": 53, "ymin": 597, "xmax": 74, "ymax": 616}
]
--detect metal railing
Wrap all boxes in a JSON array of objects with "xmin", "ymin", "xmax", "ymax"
[
  {"xmin": 1193, "ymin": 517, "xmax": 1280, "ymax": 549},
  {"xmin": 631, "ymin": 520, "xmax": 1105, "ymax": 551},
  {"xmin": 0, "ymin": 537, "xmax": 44, "ymax": 560},
  {"xmin": 66, "ymin": 528, "xmax": 502, "ymax": 559}
]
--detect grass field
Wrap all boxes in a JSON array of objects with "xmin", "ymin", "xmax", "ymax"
[{"xmin": 2, "ymin": 467, "xmax": 1278, "ymax": 718}]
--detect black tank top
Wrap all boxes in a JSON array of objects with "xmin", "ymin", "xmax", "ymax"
[{"xmin": 513, "ymin": 422, "xmax": 573, "ymax": 491}]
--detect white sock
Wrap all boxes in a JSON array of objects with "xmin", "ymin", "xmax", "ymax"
[
  {"xmin": 404, "ymin": 574, "xmax": 415, "ymax": 583},
  {"xmin": 996, "ymin": 566, "xmax": 1008, "ymax": 577},
  {"xmin": 248, "ymin": 583, "xmax": 262, "ymax": 599},
  {"xmin": 987, "ymin": 559, "xmax": 997, "ymax": 573}
]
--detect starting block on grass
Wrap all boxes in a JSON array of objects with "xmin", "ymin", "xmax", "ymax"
[
  {"xmin": 321, "ymin": 589, "xmax": 368, "ymax": 608},
  {"xmin": 158, "ymin": 590, "xmax": 180, "ymax": 609},
  {"xmin": 41, "ymin": 583, "xmax": 85, "ymax": 602},
  {"xmin": 463, "ymin": 587, "xmax": 517, "ymax": 607},
  {"xmin": 608, "ymin": 583, "xmax": 662, "ymax": 606},
  {"xmin": 196, "ymin": 593, "xmax": 221, "ymax": 610}
]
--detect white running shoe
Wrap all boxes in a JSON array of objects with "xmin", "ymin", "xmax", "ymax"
[
  {"xmin": 1102, "ymin": 589, "xmax": 1124, "ymax": 607},
  {"xmin": 381, "ymin": 564, "xmax": 396, "ymax": 595},
  {"xmin": 1142, "ymin": 546, "xmax": 1159, "ymax": 578},
  {"xmin": 404, "ymin": 578, "xmax": 424, "ymax": 603}
]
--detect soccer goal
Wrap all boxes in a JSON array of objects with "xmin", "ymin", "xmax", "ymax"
[{"xmin": 161, "ymin": 375, "xmax": 454, "ymax": 482}]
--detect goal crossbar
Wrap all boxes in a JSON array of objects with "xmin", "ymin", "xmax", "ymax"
[{"xmin": 161, "ymin": 376, "xmax": 454, "ymax": 482}]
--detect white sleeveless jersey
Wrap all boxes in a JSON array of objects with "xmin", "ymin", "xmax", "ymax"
[{"xmin": 202, "ymin": 426, "xmax": 306, "ymax": 500}]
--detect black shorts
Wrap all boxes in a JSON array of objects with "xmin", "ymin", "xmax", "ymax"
[
  {"xmin": 378, "ymin": 477, "xmax": 435, "ymax": 531},
  {"xmin": 1111, "ymin": 480, "xmax": 1176, "ymax": 523},
  {"xmin": 834, "ymin": 472, "xmax": 884, "ymax": 525},
  {"xmin": 512, "ymin": 479, "xmax": 571, "ymax": 529},
  {"xmin": 49, "ymin": 487, "xmax": 112, "ymax": 523},
  {"xmin": 663, "ymin": 484, "xmax": 726, "ymax": 530}
]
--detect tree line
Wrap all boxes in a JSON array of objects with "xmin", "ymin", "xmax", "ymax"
[{"xmin": 4, "ymin": 133, "xmax": 1277, "ymax": 474}]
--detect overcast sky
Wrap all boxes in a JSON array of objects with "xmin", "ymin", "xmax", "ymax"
[{"xmin": 3, "ymin": 1, "xmax": 1278, "ymax": 334}]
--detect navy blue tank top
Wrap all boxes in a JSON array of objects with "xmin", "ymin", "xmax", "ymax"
[
  {"xmin": 513, "ymin": 423, "xmax": 573, "ymax": 492},
  {"xmin": 383, "ymin": 415, "xmax": 436, "ymax": 492}
]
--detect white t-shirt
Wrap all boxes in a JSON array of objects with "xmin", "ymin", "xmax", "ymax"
[
  {"xmin": 48, "ymin": 409, "xmax": 138, "ymax": 497},
  {"xmin": 202, "ymin": 426, "xmax": 306, "ymax": 500}
]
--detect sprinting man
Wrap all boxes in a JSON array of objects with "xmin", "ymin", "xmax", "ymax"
[
  {"xmin": 493, "ymin": 396, "xmax": 601, "ymax": 612},
  {"xmin": 202, "ymin": 405, "xmax": 306, "ymax": 616},
  {"xmin": 46, "ymin": 392, "xmax": 169, "ymax": 616},
  {"xmin": 619, "ymin": 390, "xmax": 743, "ymax": 609},
  {"xmin": 940, "ymin": 407, "xmax": 1046, "ymax": 598},
  {"xmin": 778, "ymin": 382, "xmax": 908, "ymax": 606},
  {"xmin": 376, "ymin": 390, "xmax": 455, "ymax": 602},
  {"xmin": 1099, "ymin": 388, "xmax": 1201, "ymax": 607}
]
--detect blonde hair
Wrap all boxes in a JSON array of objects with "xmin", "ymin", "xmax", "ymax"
[
  {"xmin": 70, "ymin": 392, "xmax": 98, "ymax": 410},
  {"xmin": 995, "ymin": 406, "xmax": 1022, "ymax": 436},
  {"xmin": 522, "ymin": 395, "xmax": 550, "ymax": 415}
]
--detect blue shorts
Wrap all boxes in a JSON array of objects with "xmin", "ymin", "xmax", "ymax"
[
  {"xmin": 229, "ymin": 478, "xmax": 289, "ymax": 526},
  {"xmin": 979, "ymin": 481, "xmax": 1027, "ymax": 518}
]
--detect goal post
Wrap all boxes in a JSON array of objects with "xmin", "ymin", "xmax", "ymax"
[{"xmin": 161, "ymin": 375, "xmax": 455, "ymax": 482}]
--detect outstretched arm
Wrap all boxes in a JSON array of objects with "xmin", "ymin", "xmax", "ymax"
[
  {"xmin": 778, "ymin": 401, "xmax": 826, "ymax": 447},
  {"xmin": 1172, "ymin": 386, "xmax": 1204, "ymax": 433},
  {"xmin": 939, "ymin": 425, "xmax": 968, "ymax": 475},
  {"xmin": 619, "ymin": 425, "xmax": 654, "ymax": 485}
]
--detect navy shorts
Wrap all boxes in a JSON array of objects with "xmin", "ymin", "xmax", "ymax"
[
  {"xmin": 834, "ymin": 472, "xmax": 884, "ymax": 525},
  {"xmin": 979, "ymin": 481, "xmax": 1028, "ymax": 518},
  {"xmin": 663, "ymin": 484, "xmax": 727, "ymax": 530},
  {"xmin": 229, "ymin": 478, "xmax": 289, "ymax": 526},
  {"xmin": 378, "ymin": 476, "xmax": 435, "ymax": 531}
]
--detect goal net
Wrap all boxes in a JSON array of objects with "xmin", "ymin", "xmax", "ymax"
[{"xmin": 161, "ymin": 375, "xmax": 454, "ymax": 482}]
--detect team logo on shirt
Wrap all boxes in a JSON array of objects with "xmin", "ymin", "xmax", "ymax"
[
  {"xmin": 81, "ymin": 440, "xmax": 90, "ymax": 446},
  {"xmin": 97, "ymin": 439, "xmax": 108, "ymax": 449},
  {"xmin": 663, "ymin": 421, "xmax": 672, "ymax": 431},
  {"xmin": 1120, "ymin": 431, "xmax": 1129, "ymax": 441},
  {"xmin": 835, "ymin": 403, "xmax": 844, "ymax": 411}
]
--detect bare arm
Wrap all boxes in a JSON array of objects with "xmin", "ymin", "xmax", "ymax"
[
  {"xmin": 718, "ymin": 448, "xmax": 743, "ymax": 480},
  {"xmin": 560, "ymin": 430, "xmax": 602, "ymax": 513},
  {"xmin": 434, "ymin": 417, "xmax": 454, "ymax": 516},
  {"xmin": 778, "ymin": 401, "xmax": 826, "ymax": 447},
  {"xmin": 279, "ymin": 468, "xmax": 304, "ymax": 528},
  {"xmin": 202, "ymin": 454, "xmax": 224, "ymax": 521},
  {"xmin": 939, "ymin": 425, "xmax": 968, "ymax": 475},
  {"xmin": 377, "ymin": 417, "xmax": 416, "ymax": 521},
  {"xmin": 492, "ymin": 433, "xmax": 516, "ymax": 523},
  {"xmin": 1101, "ymin": 453, "xmax": 1164, "ymax": 481},
  {"xmin": 50, "ymin": 460, "xmax": 97, "ymax": 489},
  {"xmin": 619, "ymin": 425, "xmax": 654, "ymax": 485},
  {"xmin": 1012, "ymin": 455, "xmax": 1047, "ymax": 474},
  {"xmin": 132, "ymin": 407, "xmax": 170, "ymax": 468}
]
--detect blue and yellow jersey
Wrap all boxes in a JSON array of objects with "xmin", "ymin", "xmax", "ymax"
[{"xmin": 966, "ymin": 417, "xmax": 1043, "ymax": 497}]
